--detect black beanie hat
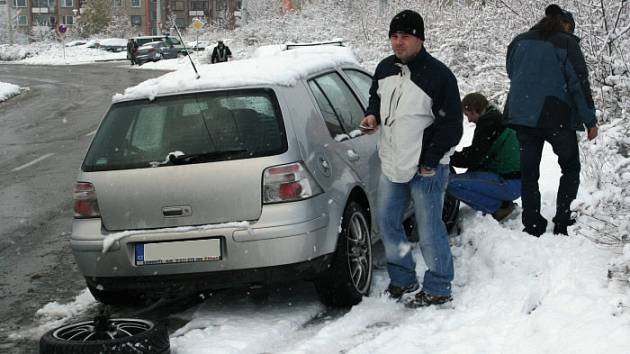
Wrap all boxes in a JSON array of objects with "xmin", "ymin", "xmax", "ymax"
[
  {"xmin": 389, "ymin": 10, "xmax": 425, "ymax": 40},
  {"xmin": 545, "ymin": 4, "xmax": 575, "ymax": 32}
]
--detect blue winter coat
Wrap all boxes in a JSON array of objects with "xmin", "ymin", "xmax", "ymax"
[{"xmin": 504, "ymin": 29, "xmax": 596, "ymax": 130}]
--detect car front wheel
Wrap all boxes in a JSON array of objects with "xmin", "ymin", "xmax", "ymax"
[{"xmin": 315, "ymin": 201, "xmax": 372, "ymax": 307}]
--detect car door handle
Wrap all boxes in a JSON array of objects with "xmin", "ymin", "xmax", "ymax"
[{"xmin": 347, "ymin": 149, "xmax": 360, "ymax": 161}]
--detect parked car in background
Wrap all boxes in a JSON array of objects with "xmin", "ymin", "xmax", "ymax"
[
  {"xmin": 134, "ymin": 41, "xmax": 179, "ymax": 65},
  {"xmin": 70, "ymin": 42, "xmax": 459, "ymax": 308},
  {"xmin": 65, "ymin": 40, "xmax": 87, "ymax": 47},
  {"xmin": 81, "ymin": 40, "xmax": 99, "ymax": 49},
  {"xmin": 98, "ymin": 38, "xmax": 127, "ymax": 52},
  {"xmin": 130, "ymin": 35, "xmax": 189, "ymax": 55},
  {"xmin": 186, "ymin": 40, "xmax": 209, "ymax": 51}
]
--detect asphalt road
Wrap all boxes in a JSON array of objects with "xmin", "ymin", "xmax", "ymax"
[{"xmin": 0, "ymin": 63, "xmax": 168, "ymax": 353}]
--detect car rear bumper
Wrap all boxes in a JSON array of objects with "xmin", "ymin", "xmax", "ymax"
[
  {"xmin": 70, "ymin": 195, "xmax": 339, "ymax": 279},
  {"xmin": 84, "ymin": 254, "xmax": 332, "ymax": 295}
]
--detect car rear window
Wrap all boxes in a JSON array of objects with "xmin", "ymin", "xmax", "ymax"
[{"xmin": 82, "ymin": 89, "xmax": 287, "ymax": 172}]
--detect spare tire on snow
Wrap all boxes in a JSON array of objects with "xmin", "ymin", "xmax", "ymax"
[{"xmin": 39, "ymin": 316, "xmax": 169, "ymax": 354}]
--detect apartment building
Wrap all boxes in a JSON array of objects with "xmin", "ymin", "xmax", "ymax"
[{"xmin": 5, "ymin": 0, "xmax": 242, "ymax": 37}]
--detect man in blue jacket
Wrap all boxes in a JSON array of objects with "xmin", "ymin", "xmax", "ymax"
[
  {"xmin": 505, "ymin": 4, "xmax": 598, "ymax": 237},
  {"xmin": 360, "ymin": 9, "xmax": 463, "ymax": 308}
]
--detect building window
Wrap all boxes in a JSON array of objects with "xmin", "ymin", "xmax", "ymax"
[
  {"xmin": 131, "ymin": 0, "xmax": 140, "ymax": 7},
  {"xmin": 175, "ymin": 1, "xmax": 184, "ymax": 11},
  {"xmin": 16, "ymin": 15, "xmax": 28, "ymax": 26},
  {"xmin": 113, "ymin": 0, "xmax": 123, "ymax": 7},
  {"xmin": 191, "ymin": 0, "xmax": 207, "ymax": 11},
  {"xmin": 131, "ymin": 15, "xmax": 142, "ymax": 26},
  {"xmin": 33, "ymin": 15, "xmax": 50, "ymax": 26},
  {"xmin": 61, "ymin": 0, "xmax": 72, "ymax": 7},
  {"xmin": 175, "ymin": 17, "xmax": 185, "ymax": 28},
  {"xmin": 32, "ymin": 0, "xmax": 54, "ymax": 7},
  {"xmin": 62, "ymin": 15, "xmax": 74, "ymax": 25},
  {"xmin": 15, "ymin": 0, "xmax": 27, "ymax": 7}
]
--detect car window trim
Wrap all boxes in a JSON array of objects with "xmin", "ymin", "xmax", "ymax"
[
  {"xmin": 342, "ymin": 68, "xmax": 373, "ymax": 109},
  {"xmin": 308, "ymin": 71, "xmax": 367, "ymax": 137}
]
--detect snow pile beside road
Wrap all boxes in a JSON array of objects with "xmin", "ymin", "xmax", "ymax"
[
  {"xmin": 0, "ymin": 44, "xmax": 36, "ymax": 61},
  {"xmin": 9, "ymin": 289, "xmax": 96, "ymax": 340},
  {"xmin": 0, "ymin": 41, "xmax": 126, "ymax": 65},
  {"xmin": 0, "ymin": 81, "xmax": 22, "ymax": 102}
]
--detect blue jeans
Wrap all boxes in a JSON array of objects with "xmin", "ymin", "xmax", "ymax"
[
  {"xmin": 377, "ymin": 164, "xmax": 453, "ymax": 297},
  {"xmin": 515, "ymin": 127, "xmax": 580, "ymax": 235},
  {"xmin": 447, "ymin": 172, "xmax": 521, "ymax": 214}
]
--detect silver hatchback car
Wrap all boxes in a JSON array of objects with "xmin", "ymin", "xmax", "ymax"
[{"xmin": 71, "ymin": 43, "xmax": 458, "ymax": 307}]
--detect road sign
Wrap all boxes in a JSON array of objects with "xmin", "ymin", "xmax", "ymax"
[
  {"xmin": 192, "ymin": 19, "xmax": 202, "ymax": 30},
  {"xmin": 58, "ymin": 24, "xmax": 67, "ymax": 34}
]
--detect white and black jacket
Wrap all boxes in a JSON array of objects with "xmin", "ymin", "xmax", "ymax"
[{"xmin": 366, "ymin": 48, "xmax": 463, "ymax": 183}]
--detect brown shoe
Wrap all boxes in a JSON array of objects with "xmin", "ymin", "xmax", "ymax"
[{"xmin": 492, "ymin": 202, "xmax": 516, "ymax": 223}]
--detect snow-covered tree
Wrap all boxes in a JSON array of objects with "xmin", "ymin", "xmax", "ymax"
[
  {"xmin": 105, "ymin": 6, "xmax": 133, "ymax": 38},
  {"xmin": 80, "ymin": 0, "xmax": 112, "ymax": 36},
  {"xmin": 0, "ymin": 3, "xmax": 20, "ymax": 44}
]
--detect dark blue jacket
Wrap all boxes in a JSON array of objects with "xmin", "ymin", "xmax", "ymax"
[
  {"xmin": 505, "ymin": 29, "xmax": 596, "ymax": 130},
  {"xmin": 366, "ymin": 48, "xmax": 463, "ymax": 169}
]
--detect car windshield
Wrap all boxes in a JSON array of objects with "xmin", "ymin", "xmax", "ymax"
[{"xmin": 83, "ymin": 89, "xmax": 287, "ymax": 172}]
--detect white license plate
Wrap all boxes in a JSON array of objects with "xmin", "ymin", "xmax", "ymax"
[{"xmin": 135, "ymin": 238, "xmax": 221, "ymax": 266}]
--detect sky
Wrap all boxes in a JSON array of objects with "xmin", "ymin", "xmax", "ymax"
[{"xmin": 2, "ymin": 2, "xmax": 630, "ymax": 352}]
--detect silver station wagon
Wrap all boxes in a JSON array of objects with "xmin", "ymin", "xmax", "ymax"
[{"xmin": 71, "ymin": 42, "xmax": 459, "ymax": 307}]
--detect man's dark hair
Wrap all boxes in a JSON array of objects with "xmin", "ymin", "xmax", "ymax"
[
  {"xmin": 462, "ymin": 93, "xmax": 488, "ymax": 114},
  {"xmin": 533, "ymin": 4, "xmax": 575, "ymax": 38}
]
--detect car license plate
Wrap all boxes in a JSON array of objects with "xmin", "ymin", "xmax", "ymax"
[{"xmin": 135, "ymin": 238, "xmax": 221, "ymax": 266}]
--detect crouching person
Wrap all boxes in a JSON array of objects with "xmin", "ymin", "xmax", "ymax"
[{"xmin": 448, "ymin": 93, "xmax": 521, "ymax": 222}]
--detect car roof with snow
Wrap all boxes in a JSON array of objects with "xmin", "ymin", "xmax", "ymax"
[{"xmin": 113, "ymin": 43, "xmax": 361, "ymax": 103}]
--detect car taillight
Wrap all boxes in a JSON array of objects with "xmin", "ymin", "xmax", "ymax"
[
  {"xmin": 73, "ymin": 182, "xmax": 100, "ymax": 218},
  {"xmin": 263, "ymin": 162, "xmax": 323, "ymax": 204}
]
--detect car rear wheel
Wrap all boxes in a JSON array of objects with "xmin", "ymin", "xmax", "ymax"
[
  {"xmin": 39, "ymin": 316, "xmax": 170, "ymax": 354},
  {"xmin": 315, "ymin": 201, "xmax": 372, "ymax": 307}
]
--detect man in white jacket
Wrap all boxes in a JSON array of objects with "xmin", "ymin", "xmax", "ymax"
[{"xmin": 360, "ymin": 9, "xmax": 463, "ymax": 308}]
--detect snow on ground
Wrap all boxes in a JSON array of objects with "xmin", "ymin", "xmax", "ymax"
[
  {"xmin": 0, "ymin": 41, "xmax": 127, "ymax": 65},
  {"xmin": 0, "ymin": 81, "xmax": 22, "ymax": 102},
  {"xmin": 15, "ymin": 123, "xmax": 630, "ymax": 353},
  {"xmin": 3, "ymin": 24, "xmax": 629, "ymax": 353}
]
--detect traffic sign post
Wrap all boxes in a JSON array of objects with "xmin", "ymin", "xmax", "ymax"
[
  {"xmin": 58, "ymin": 24, "xmax": 67, "ymax": 60},
  {"xmin": 192, "ymin": 18, "xmax": 202, "ymax": 57}
]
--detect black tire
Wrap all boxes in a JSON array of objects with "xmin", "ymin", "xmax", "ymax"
[
  {"xmin": 39, "ymin": 318, "xmax": 170, "ymax": 354},
  {"xmin": 443, "ymin": 166, "xmax": 460, "ymax": 234},
  {"xmin": 87, "ymin": 283, "xmax": 147, "ymax": 306},
  {"xmin": 315, "ymin": 201, "xmax": 372, "ymax": 307},
  {"xmin": 442, "ymin": 193, "xmax": 460, "ymax": 234}
]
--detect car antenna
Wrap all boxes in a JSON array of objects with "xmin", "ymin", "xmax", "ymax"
[{"xmin": 172, "ymin": 23, "xmax": 200, "ymax": 79}]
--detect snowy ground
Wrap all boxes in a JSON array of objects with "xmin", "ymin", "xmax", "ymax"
[
  {"xmin": 3, "ymin": 39, "xmax": 630, "ymax": 353},
  {"xmin": 18, "ymin": 122, "xmax": 630, "ymax": 353},
  {"xmin": 0, "ymin": 81, "xmax": 22, "ymax": 102}
]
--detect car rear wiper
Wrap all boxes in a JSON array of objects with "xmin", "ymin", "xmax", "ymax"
[{"xmin": 169, "ymin": 149, "xmax": 248, "ymax": 164}]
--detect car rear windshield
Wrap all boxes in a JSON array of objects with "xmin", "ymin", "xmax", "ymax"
[{"xmin": 82, "ymin": 89, "xmax": 287, "ymax": 172}]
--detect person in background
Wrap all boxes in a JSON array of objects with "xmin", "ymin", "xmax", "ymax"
[
  {"xmin": 360, "ymin": 9, "xmax": 463, "ymax": 308},
  {"xmin": 448, "ymin": 92, "xmax": 521, "ymax": 223},
  {"xmin": 210, "ymin": 40, "xmax": 232, "ymax": 63},
  {"xmin": 126, "ymin": 39, "xmax": 137, "ymax": 66},
  {"xmin": 504, "ymin": 4, "xmax": 598, "ymax": 237}
]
